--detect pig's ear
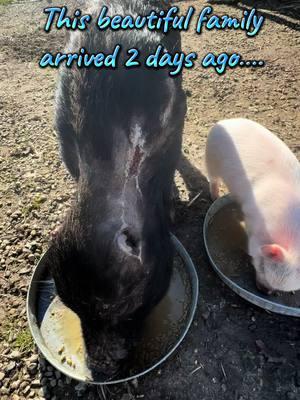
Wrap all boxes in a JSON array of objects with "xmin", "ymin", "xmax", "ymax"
[{"xmin": 261, "ymin": 244, "xmax": 286, "ymax": 262}]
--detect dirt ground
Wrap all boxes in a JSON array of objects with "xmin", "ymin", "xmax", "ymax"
[{"xmin": 0, "ymin": 0, "xmax": 300, "ymax": 399}]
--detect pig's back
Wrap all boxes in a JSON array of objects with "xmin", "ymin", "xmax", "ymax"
[{"xmin": 206, "ymin": 118, "xmax": 299, "ymax": 200}]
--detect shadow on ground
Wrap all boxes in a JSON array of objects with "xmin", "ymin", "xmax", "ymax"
[{"xmin": 207, "ymin": 0, "xmax": 300, "ymax": 29}]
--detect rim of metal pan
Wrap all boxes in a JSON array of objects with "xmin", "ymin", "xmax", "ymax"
[
  {"xmin": 26, "ymin": 234, "xmax": 199, "ymax": 385},
  {"xmin": 203, "ymin": 194, "xmax": 300, "ymax": 318}
]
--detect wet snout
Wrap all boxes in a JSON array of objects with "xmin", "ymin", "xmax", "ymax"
[
  {"xmin": 81, "ymin": 323, "xmax": 128, "ymax": 380},
  {"xmin": 116, "ymin": 227, "xmax": 142, "ymax": 259}
]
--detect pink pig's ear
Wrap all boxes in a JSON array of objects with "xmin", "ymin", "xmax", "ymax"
[{"xmin": 261, "ymin": 244, "xmax": 286, "ymax": 263}]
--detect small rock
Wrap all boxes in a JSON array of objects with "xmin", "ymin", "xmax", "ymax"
[
  {"xmin": 54, "ymin": 370, "xmax": 61, "ymax": 379},
  {"xmin": 28, "ymin": 254, "xmax": 35, "ymax": 262},
  {"xmin": 23, "ymin": 386, "xmax": 31, "ymax": 396},
  {"xmin": 11, "ymin": 395, "xmax": 20, "ymax": 400},
  {"xmin": 27, "ymin": 363, "xmax": 37, "ymax": 374},
  {"xmin": 0, "ymin": 387, "xmax": 10, "ymax": 395},
  {"xmin": 6, "ymin": 361, "xmax": 16, "ymax": 373},
  {"xmin": 10, "ymin": 350, "xmax": 21, "ymax": 360},
  {"xmin": 50, "ymin": 379, "xmax": 57, "ymax": 388},
  {"xmin": 75, "ymin": 382, "xmax": 87, "ymax": 397},
  {"xmin": 19, "ymin": 267, "xmax": 31, "ymax": 275},
  {"xmin": 10, "ymin": 380, "xmax": 20, "ymax": 390},
  {"xmin": 201, "ymin": 311, "xmax": 210, "ymax": 320},
  {"xmin": 39, "ymin": 357, "xmax": 47, "ymax": 370},
  {"xmin": 27, "ymin": 355, "xmax": 38, "ymax": 364},
  {"xmin": 31, "ymin": 379, "xmax": 41, "ymax": 388},
  {"xmin": 40, "ymin": 377, "xmax": 48, "ymax": 386},
  {"xmin": 19, "ymin": 381, "xmax": 29, "ymax": 390},
  {"xmin": 0, "ymin": 372, "xmax": 5, "ymax": 381},
  {"xmin": 131, "ymin": 378, "xmax": 138, "ymax": 389},
  {"xmin": 3, "ymin": 378, "xmax": 9, "ymax": 387}
]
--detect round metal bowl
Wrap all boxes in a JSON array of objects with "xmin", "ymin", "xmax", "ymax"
[
  {"xmin": 27, "ymin": 235, "xmax": 199, "ymax": 384},
  {"xmin": 204, "ymin": 195, "xmax": 300, "ymax": 318}
]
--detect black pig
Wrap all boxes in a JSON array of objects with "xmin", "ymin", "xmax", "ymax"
[{"xmin": 48, "ymin": 0, "xmax": 186, "ymax": 379}]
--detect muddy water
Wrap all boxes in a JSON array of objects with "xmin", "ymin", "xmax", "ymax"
[
  {"xmin": 207, "ymin": 202, "xmax": 300, "ymax": 308},
  {"xmin": 129, "ymin": 256, "xmax": 191, "ymax": 373},
  {"xmin": 39, "ymin": 256, "xmax": 191, "ymax": 381}
]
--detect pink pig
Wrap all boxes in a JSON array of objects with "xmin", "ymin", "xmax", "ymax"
[{"xmin": 205, "ymin": 118, "xmax": 300, "ymax": 293}]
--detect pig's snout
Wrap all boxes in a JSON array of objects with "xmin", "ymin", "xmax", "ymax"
[{"xmin": 117, "ymin": 228, "xmax": 141, "ymax": 258}]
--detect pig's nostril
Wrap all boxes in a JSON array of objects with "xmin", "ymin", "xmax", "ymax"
[
  {"xmin": 117, "ymin": 229, "xmax": 141, "ymax": 257},
  {"xmin": 125, "ymin": 232, "xmax": 138, "ymax": 250}
]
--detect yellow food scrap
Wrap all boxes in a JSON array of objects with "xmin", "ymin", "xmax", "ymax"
[{"xmin": 40, "ymin": 296, "xmax": 92, "ymax": 379}]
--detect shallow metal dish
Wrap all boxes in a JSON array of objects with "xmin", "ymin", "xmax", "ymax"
[
  {"xmin": 204, "ymin": 195, "xmax": 300, "ymax": 318},
  {"xmin": 27, "ymin": 235, "xmax": 199, "ymax": 384}
]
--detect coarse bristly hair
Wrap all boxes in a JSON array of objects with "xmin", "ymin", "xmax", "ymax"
[{"xmin": 46, "ymin": 0, "xmax": 187, "ymax": 379}]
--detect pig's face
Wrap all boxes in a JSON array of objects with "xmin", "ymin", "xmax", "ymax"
[
  {"xmin": 49, "ymin": 193, "xmax": 175, "ymax": 378},
  {"xmin": 253, "ymin": 244, "xmax": 300, "ymax": 293}
]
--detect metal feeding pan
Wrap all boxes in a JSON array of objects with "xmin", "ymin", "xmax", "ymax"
[
  {"xmin": 27, "ymin": 235, "xmax": 199, "ymax": 385},
  {"xmin": 203, "ymin": 195, "xmax": 300, "ymax": 318}
]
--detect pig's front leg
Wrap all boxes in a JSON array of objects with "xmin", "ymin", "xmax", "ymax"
[{"xmin": 209, "ymin": 179, "xmax": 220, "ymax": 201}]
